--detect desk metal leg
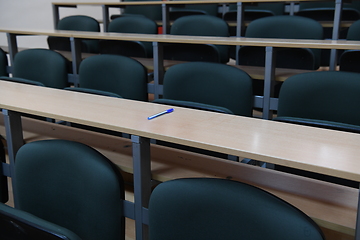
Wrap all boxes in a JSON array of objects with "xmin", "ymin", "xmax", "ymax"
[
  {"xmin": 69, "ymin": 37, "xmax": 82, "ymax": 87},
  {"xmin": 262, "ymin": 46, "xmax": 276, "ymax": 120},
  {"xmin": 132, "ymin": 135, "xmax": 151, "ymax": 240},
  {"xmin": 153, "ymin": 42, "xmax": 164, "ymax": 99},
  {"xmin": 52, "ymin": 4, "xmax": 60, "ymax": 29},
  {"xmin": 235, "ymin": 2, "xmax": 244, "ymax": 65},
  {"xmin": 329, "ymin": 0, "xmax": 343, "ymax": 70},
  {"xmin": 102, "ymin": 5, "xmax": 110, "ymax": 32},
  {"xmin": 162, "ymin": 4, "xmax": 170, "ymax": 34},
  {"xmin": 355, "ymin": 184, "xmax": 360, "ymax": 240},
  {"xmin": 6, "ymin": 33, "xmax": 18, "ymax": 69},
  {"xmin": 2, "ymin": 110, "xmax": 24, "ymax": 207}
]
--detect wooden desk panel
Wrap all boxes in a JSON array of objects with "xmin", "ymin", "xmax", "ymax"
[
  {"xmin": 0, "ymin": 81, "xmax": 360, "ymax": 182},
  {"xmin": 1, "ymin": 28, "xmax": 359, "ymax": 50},
  {"xmin": 0, "ymin": 116, "xmax": 357, "ymax": 237}
]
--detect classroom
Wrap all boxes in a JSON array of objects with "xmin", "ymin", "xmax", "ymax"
[{"xmin": 0, "ymin": 0, "xmax": 360, "ymax": 240}]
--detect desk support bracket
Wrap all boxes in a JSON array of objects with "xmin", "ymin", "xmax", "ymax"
[
  {"xmin": 102, "ymin": 5, "xmax": 110, "ymax": 32},
  {"xmin": 235, "ymin": 1, "xmax": 244, "ymax": 65},
  {"xmin": 330, "ymin": 0, "xmax": 343, "ymax": 70},
  {"xmin": 153, "ymin": 42, "xmax": 164, "ymax": 100},
  {"xmin": 132, "ymin": 135, "xmax": 151, "ymax": 240},
  {"xmin": 2, "ymin": 110, "xmax": 24, "ymax": 207},
  {"xmin": 6, "ymin": 33, "xmax": 18, "ymax": 68},
  {"xmin": 162, "ymin": 4, "xmax": 170, "ymax": 34},
  {"xmin": 262, "ymin": 46, "xmax": 276, "ymax": 120},
  {"xmin": 355, "ymin": 184, "xmax": 360, "ymax": 240},
  {"xmin": 69, "ymin": 37, "xmax": 82, "ymax": 87}
]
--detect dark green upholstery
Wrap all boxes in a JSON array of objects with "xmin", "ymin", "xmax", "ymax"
[
  {"xmin": 224, "ymin": 3, "xmax": 285, "ymax": 22},
  {"xmin": 99, "ymin": 16, "xmax": 158, "ymax": 58},
  {"xmin": 276, "ymin": 71, "xmax": 360, "ymax": 126},
  {"xmin": 296, "ymin": 2, "xmax": 360, "ymax": 21},
  {"xmin": 0, "ymin": 136, "xmax": 7, "ymax": 203},
  {"xmin": 11, "ymin": 49, "xmax": 69, "ymax": 89},
  {"xmin": 15, "ymin": 139, "xmax": 125, "ymax": 240},
  {"xmin": 0, "ymin": 48, "xmax": 8, "ymax": 77},
  {"xmin": 0, "ymin": 76, "xmax": 45, "ymax": 86},
  {"xmin": 153, "ymin": 99, "xmax": 234, "ymax": 114},
  {"xmin": 122, "ymin": 0, "xmax": 162, "ymax": 21},
  {"xmin": 65, "ymin": 87, "xmax": 122, "ymax": 98},
  {"xmin": 169, "ymin": 3, "xmax": 218, "ymax": 20},
  {"xmin": 156, "ymin": 62, "xmax": 253, "ymax": 116},
  {"xmin": 238, "ymin": 15, "xmax": 323, "ymax": 70},
  {"xmin": 48, "ymin": 15, "xmax": 100, "ymax": 53},
  {"xmin": 0, "ymin": 203, "xmax": 81, "ymax": 240},
  {"xmin": 340, "ymin": 20, "xmax": 360, "ymax": 73},
  {"xmin": 149, "ymin": 178, "xmax": 325, "ymax": 240},
  {"xmin": 165, "ymin": 15, "xmax": 230, "ymax": 63},
  {"xmin": 78, "ymin": 54, "xmax": 148, "ymax": 101}
]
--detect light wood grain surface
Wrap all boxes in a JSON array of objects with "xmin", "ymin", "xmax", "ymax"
[
  {"xmin": 1, "ymin": 28, "xmax": 359, "ymax": 50},
  {"xmin": 1, "ymin": 81, "xmax": 360, "ymax": 182}
]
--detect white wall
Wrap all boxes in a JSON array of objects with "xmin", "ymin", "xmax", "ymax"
[{"xmin": 0, "ymin": 0, "xmax": 120, "ymax": 49}]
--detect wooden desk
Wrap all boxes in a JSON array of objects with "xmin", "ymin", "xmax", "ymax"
[
  {"xmin": 52, "ymin": 0, "xmax": 347, "ymax": 69},
  {"xmin": 1, "ymin": 28, "xmax": 359, "ymax": 119},
  {"xmin": 0, "ymin": 116, "xmax": 357, "ymax": 239},
  {"xmin": 1, "ymin": 80, "xmax": 360, "ymax": 239}
]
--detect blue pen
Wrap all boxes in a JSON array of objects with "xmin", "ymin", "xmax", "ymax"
[{"xmin": 148, "ymin": 108, "xmax": 174, "ymax": 120}]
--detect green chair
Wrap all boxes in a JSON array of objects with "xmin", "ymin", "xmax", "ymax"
[
  {"xmin": 112, "ymin": 0, "xmax": 162, "ymax": 21},
  {"xmin": 73, "ymin": 54, "xmax": 148, "ymax": 101},
  {"xmin": 275, "ymin": 71, "xmax": 360, "ymax": 130},
  {"xmin": 238, "ymin": 15, "xmax": 323, "ymax": 70},
  {"xmin": 169, "ymin": 3, "xmax": 219, "ymax": 21},
  {"xmin": 48, "ymin": 15, "xmax": 100, "ymax": 53},
  {"xmin": 0, "ymin": 48, "xmax": 8, "ymax": 77},
  {"xmin": 153, "ymin": 62, "xmax": 252, "ymax": 160},
  {"xmin": 0, "ymin": 203, "xmax": 81, "ymax": 240},
  {"xmin": 3, "ymin": 49, "xmax": 69, "ymax": 89},
  {"xmin": 149, "ymin": 178, "xmax": 325, "ymax": 240},
  {"xmin": 339, "ymin": 20, "xmax": 360, "ymax": 73},
  {"xmin": 14, "ymin": 139, "xmax": 125, "ymax": 240},
  {"xmin": 274, "ymin": 71, "xmax": 360, "ymax": 187},
  {"xmin": 153, "ymin": 62, "xmax": 253, "ymax": 116},
  {"xmin": 296, "ymin": 2, "xmax": 360, "ymax": 22},
  {"xmin": 164, "ymin": 15, "xmax": 230, "ymax": 63},
  {"xmin": 99, "ymin": 16, "xmax": 158, "ymax": 58},
  {"xmin": 224, "ymin": 3, "xmax": 285, "ymax": 36}
]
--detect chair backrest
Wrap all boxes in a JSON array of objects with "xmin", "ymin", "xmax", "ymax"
[
  {"xmin": 167, "ymin": 15, "xmax": 230, "ymax": 63},
  {"xmin": 123, "ymin": 0, "xmax": 162, "ymax": 20},
  {"xmin": 99, "ymin": 16, "xmax": 158, "ymax": 58},
  {"xmin": 296, "ymin": 2, "xmax": 360, "ymax": 21},
  {"xmin": 14, "ymin": 139, "xmax": 125, "ymax": 240},
  {"xmin": 0, "ymin": 203, "xmax": 81, "ymax": 240},
  {"xmin": 238, "ymin": 15, "xmax": 323, "ymax": 69},
  {"xmin": 276, "ymin": 71, "xmax": 360, "ymax": 126},
  {"xmin": 0, "ymin": 48, "xmax": 8, "ymax": 77},
  {"xmin": 48, "ymin": 15, "xmax": 100, "ymax": 53},
  {"xmin": 339, "ymin": 20, "xmax": 360, "ymax": 73},
  {"xmin": 170, "ymin": 3, "xmax": 219, "ymax": 20},
  {"xmin": 12, "ymin": 49, "xmax": 69, "ymax": 89},
  {"xmin": 78, "ymin": 54, "xmax": 148, "ymax": 101},
  {"xmin": 224, "ymin": 3, "xmax": 285, "ymax": 22},
  {"xmin": 158, "ymin": 62, "xmax": 253, "ymax": 116},
  {"xmin": 149, "ymin": 178, "xmax": 325, "ymax": 240}
]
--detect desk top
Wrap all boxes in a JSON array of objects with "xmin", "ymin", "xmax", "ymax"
[
  {"xmin": 1, "ymin": 80, "xmax": 360, "ymax": 182},
  {"xmin": 52, "ymin": 0, "xmax": 311, "ymax": 6},
  {"xmin": 1, "ymin": 28, "xmax": 360, "ymax": 50}
]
